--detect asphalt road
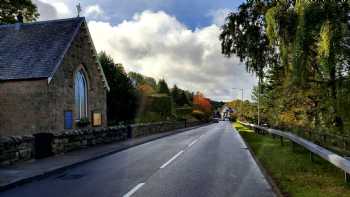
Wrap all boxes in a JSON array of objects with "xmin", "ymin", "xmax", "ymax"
[{"xmin": 1, "ymin": 121, "xmax": 275, "ymax": 197}]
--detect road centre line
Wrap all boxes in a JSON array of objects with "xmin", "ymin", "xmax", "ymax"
[
  {"xmin": 188, "ymin": 139, "xmax": 198, "ymax": 147},
  {"xmin": 123, "ymin": 183, "xmax": 145, "ymax": 197},
  {"xmin": 160, "ymin": 150, "xmax": 184, "ymax": 169}
]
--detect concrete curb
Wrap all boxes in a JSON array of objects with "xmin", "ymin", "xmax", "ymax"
[
  {"xmin": 234, "ymin": 127, "xmax": 284, "ymax": 197},
  {"xmin": 0, "ymin": 123, "xmax": 213, "ymax": 192}
]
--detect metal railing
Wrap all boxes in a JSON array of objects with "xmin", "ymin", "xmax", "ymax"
[{"xmin": 239, "ymin": 121, "xmax": 350, "ymax": 182}]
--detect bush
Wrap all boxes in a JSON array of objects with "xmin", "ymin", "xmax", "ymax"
[
  {"xmin": 135, "ymin": 94, "xmax": 174, "ymax": 123},
  {"xmin": 76, "ymin": 117, "xmax": 90, "ymax": 128},
  {"xmin": 192, "ymin": 110, "xmax": 208, "ymax": 121},
  {"xmin": 135, "ymin": 112, "xmax": 163, "ymax": 123},
  {"xmin": 175, "ymin": 106, "xmax": 193, "ymax": 118},
  {"xmin": 147, "ymin": 94, "xmax": 173, "ymax": 117},
  {"xmin": 230, "ymin": 112, "xmax": 238, "ymax": 122}
]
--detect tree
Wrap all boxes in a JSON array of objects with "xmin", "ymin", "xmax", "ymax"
[
  {"xmin": 210, "ymin": 100, "xmax": 225, "ymax": 110},
  {"xmin": 221, "ymin": 1, "xmax": 350, "ymax": 133},
  {"xmin": 171, "ymin": 85, "xmax": 180, "ymax": 103},
  {"xmin": 220, "ymin": 1, "xmax": 277, "ymax": 79},
  {"xmin": 0, "ymin": 0, "xmax": 39, "ymax": 24},
  {"xmin": 264, "ymin": 0, "xmax": 350, "ymax": 131},
  {"xmin": 178, "ymin": 91, "xmax": 190, "ymax": 106},
  {"xmin": 157, "ymin": 79, "xmax": 170, "ymax": 95},
  {"xmin": 192, "ymin": 92, "xmax": 213, "ymax": 121},
  {"xmin": 171, "ymin": 85, "xmax": 190, "ymax": 107},
  {"xmin": 137, "ymin": 84, "xmax": 155, "ymax": 95},
  {"xmin": 220, "ymin": 0, "xmax": 278, "ymax": 126},
  {"xmin": 128, "ymin": 72, "xmax": 157, "ymax": 89},
  {"xmin": 144, "ymin": 77, "xmax": 157, "ymax": 89},
  {"xmin": 193, "ymin": 92, "xmax": 212, "ymax": 114},
  {"xmin": 98, "ymin": 52, "xmax": 139, "ymax": 125}
]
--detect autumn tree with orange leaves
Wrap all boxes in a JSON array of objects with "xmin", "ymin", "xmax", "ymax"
[{"xmin": 192, "ymin": 92, "xmax": 213, "ymax": 121}]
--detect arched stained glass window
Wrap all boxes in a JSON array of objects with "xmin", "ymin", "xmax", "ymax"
[{"xmin": 74, "ymin": 69, "xmax": 88, "ymax": 120}]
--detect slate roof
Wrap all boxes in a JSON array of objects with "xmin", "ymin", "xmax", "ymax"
[{"xmin": 0, "ymin": 17, "xmax": 84, "ymax": 81}]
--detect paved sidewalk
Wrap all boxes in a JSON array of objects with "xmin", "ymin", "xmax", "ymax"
[{"xmin": 0, "ymin": 124, "xmax": 208, "ymax": 191}]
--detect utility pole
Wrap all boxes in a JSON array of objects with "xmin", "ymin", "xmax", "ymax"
[{"xmin": 258, "ymin": 77, "xmax": 261, "ymax": 126}]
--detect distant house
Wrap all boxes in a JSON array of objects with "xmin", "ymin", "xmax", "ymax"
[
  {"xmin": 221, "ymin": 106, "xmax": 234, "ymax": 119},
  {"xmin": 0, "ymin": 17, "xmax": 110, "ymax": 136}
]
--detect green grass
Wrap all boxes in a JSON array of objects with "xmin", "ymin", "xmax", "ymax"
[{"xmin": 233, "ymin": 122, "xmax": 350, "ymax": 197}]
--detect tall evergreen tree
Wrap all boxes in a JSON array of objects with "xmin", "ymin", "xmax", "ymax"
[
  {"xmin": 157, "ymin": 79, "xmax": 170, "ymax": 95},
  {"xmin": 171, "ymin": 85, "xmax": 191, "ymax": 107},
  {"xmin": 98, "ymin": 52, "xmax": 139, "ymax": 125}
]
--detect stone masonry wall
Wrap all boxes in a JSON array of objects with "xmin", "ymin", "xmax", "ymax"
[
  {"xmin": 52, "ymin": 126, "xmax": 128, "ymax": 154},
  {"xmin": 0, "ymin": 80, "xmax": 49, "ymax": 136},
  {"xmin": 48, "ymin": 22, "xmax": 107, "ymax": 132},
  {"xmin": 0, "ymin": 135, "xmax": 34, "ymax": 165},
  {"xmin": 51, "ymin": 121, "xmax": 204, "ymax": 154},
  {"xmin": 0, "ymin": 121, "xmax": 207, "ymax": 165},
  {"xmin": 0, "ymin": 22, "xmax": 108, "ymax": 136}
]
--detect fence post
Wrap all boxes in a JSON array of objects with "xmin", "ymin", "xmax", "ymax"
[
  {"xmin": 346, "ymin": 173, "xmax": 350, "ymax": 183},
  {"xmin": 345, "ymin": 157, "xmax": 350, "ymax": 183},
  {"xmin": 310, "ymin": 151, "xmax": 314, "ymax": 162}
]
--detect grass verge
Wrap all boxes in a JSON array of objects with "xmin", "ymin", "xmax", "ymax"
[{"xmin": 233, "ymin": 122, "xmax": 350, "ymax": 197}]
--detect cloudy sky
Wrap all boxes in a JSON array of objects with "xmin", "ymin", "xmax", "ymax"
[{"xmin": 33, "ymin": 0, "xmax": 257, "ymax": 101}]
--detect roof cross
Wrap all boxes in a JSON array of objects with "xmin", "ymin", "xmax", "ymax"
[{"xmin": 76, "ymin": 3, "xmax": 82, "ymax": 17}]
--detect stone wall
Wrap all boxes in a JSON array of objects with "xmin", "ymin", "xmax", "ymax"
[
  {"xmin": 51, "ymin": 121, "xmax": 205, "ymax": 154},
  {"xmin": 0, "ymin": 135, "xmax": 34, "ymax": 165},
  {"xmin": 0, "ymin": 121, "xmax": 207, "ymax": 165},
  {"xmin": 48, "ymin": 21, "xmax": 108, "ymax": 132},
  {"xmin": 52, "ymin": 126, "xmax": 128, "ymax": 154},
  {"xmin": 0, "ymin": 22, "xmax": 108, "ymax": 136},
  {"xmin": 0, "ymin": 80, "xmax": 49, "ymax": 136},
  {"xmin": 130, "ymin": 122, "xmax": 184, "ymax": 138}
]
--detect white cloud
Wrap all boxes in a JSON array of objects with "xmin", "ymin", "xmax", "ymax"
[
  {"xmin": 35, "ymin": 1, "xmax": 108, "ymax": 21},
  {"xmin": 35, "ymin": 0, "xmax": 75, "ymax": 20},
  {"xmin": 51, "ymin": 2, "xmax": 71, "ymax": 17},
  {"xmin": 33, "ymin": 0, "xmax": 59, "ymax": 20},
  {"xmin": 208, "ymin": 8, "xmax": 231, "ymax": 26},
  {"xmin": 88, "ymin": 10, "xmax": 257, "ymax": 101},
  {"xmin": 84, "ymin": 4, "xmax": 104, "ymax": 18}
]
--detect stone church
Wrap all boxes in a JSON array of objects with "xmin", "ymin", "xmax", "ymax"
[{"xmin": 0, "ymin": 17, "xmax": 110, "ymax": 136}]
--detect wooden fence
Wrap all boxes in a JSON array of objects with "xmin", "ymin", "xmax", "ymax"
[{"xmin": 239, "ymin": 121, "xmax": 350, "ymax": 182}]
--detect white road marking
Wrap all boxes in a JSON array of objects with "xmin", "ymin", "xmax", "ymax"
[
  {"xmin": 123, "ymin": 183, "xmax": 145, "ymax": 197},
  {"xmin": 188, "ymin": 139, "xmax": 198, "ymax": 147},
  {"xmin": 160, "ymin": 150, "xmax": 184, "ymax": 169}
]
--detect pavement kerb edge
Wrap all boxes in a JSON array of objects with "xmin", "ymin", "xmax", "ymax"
[
  {"xmin": 0, "ymin": 123, "xmax": 213, "ymax": 192},
  {"xmin": 233, "ymin": 125, "xmax": 284, "ymax": 197}
]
